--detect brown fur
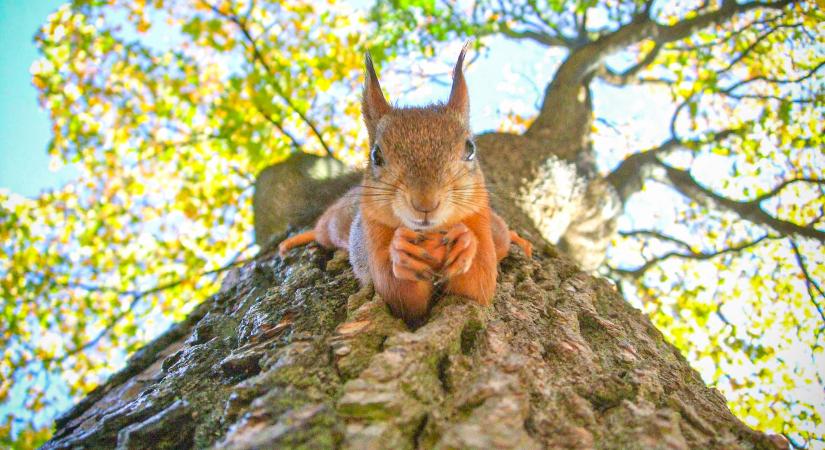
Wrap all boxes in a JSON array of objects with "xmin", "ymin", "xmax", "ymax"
[{"xmin": 279, "ymin": 45, "xmax": 531, "ymax": 325}]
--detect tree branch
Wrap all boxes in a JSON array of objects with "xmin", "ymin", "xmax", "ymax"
[
  {"xmin": 44, "ymin": 249, "xmax": 254, "ymax": 368},
  {"xmin": 658, "ymin": 161, "xmax": 825, "ymax": 243},
  {"xmin": 649, "ymin": 0, "xmax": 794, "ymax": 46},
  {"xmin": 753, "ymin": 177, "xmax": 825, "ymax": 203},
  {"xmin": 789, "ymin": 240, "xmax": 825, "ymax": 324},
  {"xmin": 606, "ymin": 129, "xmax": 737, "ymax": 202},
  {"xmin": 251, "ymin": 100, "xmax": 304, "ymax": 152},
  {"xmin": 620, "ymin": 229, "xmax": 694, "ymax": 253},
  {"xmin": 606, "ymin": 132, "xmax": 825, "ymax": 244},
  {"xmin": 498, "ymin": 22, "xmax": 572, "ymax": 48},
  {"xmin": 567, "ymin": 0, "xmax": 794, "ymax": 87},
  {"xmin": 721, "ymin": 59, "xmax": 825, "ymax": 93},
  {"xmin": 613, "ymin": 233, "xmax": 773, "ymax": 278},
  {"xmin": 598, "ymin": 42, "xmax": 662, "ymax": 85},
  {"xmin": 201, "ymin": 0, "xmax": 335, "ymax": 158},
  {"xmin": 529, "ymin": 1, "xmax": 795, "ymax": 140},
  {"xmin": 718, "ymin": 22, "xmax": 804, "ymax": 73}
]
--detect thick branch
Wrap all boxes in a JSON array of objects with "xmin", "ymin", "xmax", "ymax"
[
  {"xmin": 606, "ymin": 135, "xmax": 825, "ymax": 243},
  {"xmin": 613, "ymin": 233, "xmax": 773, "ymax": 278},
  {"xmin": 566, "ymin": 1, "xmax": 793, "ymax": 88},
  {"xmin": 528, "ymin": 0, "xmax": 793, "ymax": 144},
  {"xmin": 659, "ymin": 162, "xmax": 825, "ymax": 243},
  {"xmin": 606, "ymin": 130, "xmax": 736, "ymax": 202}
]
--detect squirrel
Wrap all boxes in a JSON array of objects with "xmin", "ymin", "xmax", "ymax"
[{"xmin": 278, "ymin": 44, "xmax": 532, "ymax": 325}]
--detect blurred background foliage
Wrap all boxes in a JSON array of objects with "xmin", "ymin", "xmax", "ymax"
[{"xmin": 0, "ymin": 0, "xmax": 822, "ymax": 448}]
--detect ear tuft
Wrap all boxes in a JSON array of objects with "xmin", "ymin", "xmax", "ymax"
[
  {"xmin": 446, "ymin": 41, "xmax": 471, "ymax": 121},
  {"xmin": 363, "ymin": 52, "xmax": 391, "ymax": 141}
]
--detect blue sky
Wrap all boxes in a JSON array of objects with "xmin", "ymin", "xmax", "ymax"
[{"xmin": 0, "ymin": 0, "xmax": 73, "ymax": 198}]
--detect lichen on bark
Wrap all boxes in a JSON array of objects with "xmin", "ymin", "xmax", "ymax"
[{"xmin": 44, "ymin": 235, "xmax": 784, "ymax": 449}]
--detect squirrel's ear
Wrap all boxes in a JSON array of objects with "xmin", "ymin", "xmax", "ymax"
[
  {"xmin": 446, "ymin": 42, "xmax": 470, "ymax": 121},
  {"xmin": 363, "ymin": 53, "xmax": 391, "ymax": 137}
]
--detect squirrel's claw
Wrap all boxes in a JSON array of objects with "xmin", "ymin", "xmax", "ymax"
[
  {"xmin": 392, "ymin": 236, "xmax": 439, "ymax": 264},
  {"xmin": 441, "ymin": 224, "xmax": 477, "ymax": 278},
  {"xmin": 441, "ymin": 223, "xmax": 469, "ymax": 246},
  {"xmin": 391, "ymin": 227, "xmax": 443, "ymax": 282},
  {"xmin": 509, "ymin": 230, "xmax": 533, "ymax": 259},
  {"xmin": 394, "ymin": 227, "xmax": 423, "ymax": 243},
  {"xmin": 391, "ymin": 248, "xmax": 437, "ymax": 281},
  {"xmin": 278, "ymin": 231, "xmax": 317, "ymax": 257}
]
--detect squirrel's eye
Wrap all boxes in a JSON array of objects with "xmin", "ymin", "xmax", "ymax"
[
  {"xmin": 464, "ymin": 140, "xmax": 476, "ymax": 161},
  {"xmin": 371, "ymin": 145, "xmax": 384, "ymax": 167}
]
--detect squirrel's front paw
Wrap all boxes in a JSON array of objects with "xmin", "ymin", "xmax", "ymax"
[
  {"xmin": 441, "ymin": 223, "xmax": 478, "ymax": 278},
  {"xmin": 390, "ymin": 227, "xmax": 444, "ymax": 282}
]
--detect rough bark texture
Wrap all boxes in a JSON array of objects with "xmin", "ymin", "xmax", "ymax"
[
  {"xmin": 43, "ymin": 8, "xmax": 796, "ymax": 443},
  {"xmin": 44, "ymin": 228, "xmax": 783, "ymax": 449}
]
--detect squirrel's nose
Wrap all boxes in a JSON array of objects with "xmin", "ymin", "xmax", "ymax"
[{"xmin": 411, "ymin": 197, "xmax": 440, "ymax": 214}]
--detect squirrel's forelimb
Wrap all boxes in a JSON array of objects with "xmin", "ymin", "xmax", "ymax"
[
  {"xmin": 440, "ymin": 212, "xmax": 498, "ymax": 306},
  {"xmin": 276, "ymin": 196, "xmax": 532, "ymax": 324},
  {"xmin": 364, "ymin": 220, "xmax": 434, "ymax": 322},
  {"xmin": 491, "ymin": 211, "xmax": 532, "ymax": 259}
]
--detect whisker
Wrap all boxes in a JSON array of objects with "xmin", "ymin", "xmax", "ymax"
[
  {"xmin": 359, "ymin": 199, "xmax": 393, "ymax": 206},
  {"xmin": 445, "ymin": 165, "xmax": 473, "ymax": 187},
  {"xmin": 450, "ymin": 184, "xmax": 501, "ymax": 200},
  {"xmin": 448, "ymin": 198, "xmax": 486, "ymax": 211},
  {"xmin": 452, "ymin": 182, "xmax": 500, "ymax": 192},
  {"xmin": 357, "ymin": 184, "xmax": 395, "ymax": 192},
  {"xmin": 339, "ymin": 191, "xmax": 394, "ymax": 198},
  {"xmin": 371, "ymin": 177, "xmax": 405, "ymax": 192}
]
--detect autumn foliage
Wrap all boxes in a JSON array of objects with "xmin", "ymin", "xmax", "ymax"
[{"xmin": 1, "ymin": 0, "xmax": 822, "ymax": 447}]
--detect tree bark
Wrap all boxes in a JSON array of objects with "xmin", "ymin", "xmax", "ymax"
[
  {"xmin": 43, "ymin": 5, "xmax": 800, "ymax": 443},
  {"xmin": 44, "ymin": 222, "xmax": 785, "ymax": 449}
]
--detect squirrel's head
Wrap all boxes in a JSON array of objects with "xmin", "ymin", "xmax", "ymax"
[{"xmin": 360, "ymin": 44, "xmax": 486, "ymax": 231}]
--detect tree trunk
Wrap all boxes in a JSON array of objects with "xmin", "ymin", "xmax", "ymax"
[
  {"xmin": 44, "ymin": 40, "xmax": 782, "ymax": 448},
  {"xmin": 44, "ymin": 221, "xmax": 784, "ymax": 449}
]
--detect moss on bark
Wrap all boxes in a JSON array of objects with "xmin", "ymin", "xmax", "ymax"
[{"xmin": 44, "ymin": 237, "xmax": 784, "ymax": 449}]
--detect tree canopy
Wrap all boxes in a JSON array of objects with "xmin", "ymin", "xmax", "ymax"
[{"xmin": 0, "ymin": 0, "xmax": 822, "ymax": 447}]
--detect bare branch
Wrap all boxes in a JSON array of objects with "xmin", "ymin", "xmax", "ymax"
[
  {"xmin": 598, "ymin": 42, "xmax": 662, "ymax": 85},
  {"xmin": 606, "ymin": 131, "xmax": 825, "ymax": 244},
  {"xmin": 789, "ymin": 240, "xmax": 825, "ymax": 324},
  {"xmin": 499, "ymin": 23, "xmax": 573, "ymax": 48},
  {"xmin": 718, "ymin": 22, "xmax": 805, "ymax": 73},
  {"xmin": 613, "ymin": 234, "xmax": 773, "ymax": 278},
  {"xmin": 753, "ymin": 178, "xmax": 825, "ymax": 203},
  {"xmin": 658, "ymin": 161, "xmax": 825, "ymax": 243},
  {"xmin": 606, "ymin": 129, "xmax": 737, "ymax": 202},
  {"xmin": 721, "ymin": 59, "xmax": 825, "ymax": 93},
  {"xmin": 251, "ymin": 100, "xmax": 304, "ymax": 152},
  {"xmin": 671, "ymin": 14, "xmax": 789, "ymax": 51},
  {"xmin": 619, "ymin": 229, "xmax": 694, "ymax": 253}
]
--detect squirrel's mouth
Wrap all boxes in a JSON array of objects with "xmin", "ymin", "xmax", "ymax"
[
  {"xmin": 393, "ymin": 200, "xmax": 448, "ymax": 231},
  {"xmin": 410, "ymin": 219, "xmax": 433, "ymax": 230}
]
